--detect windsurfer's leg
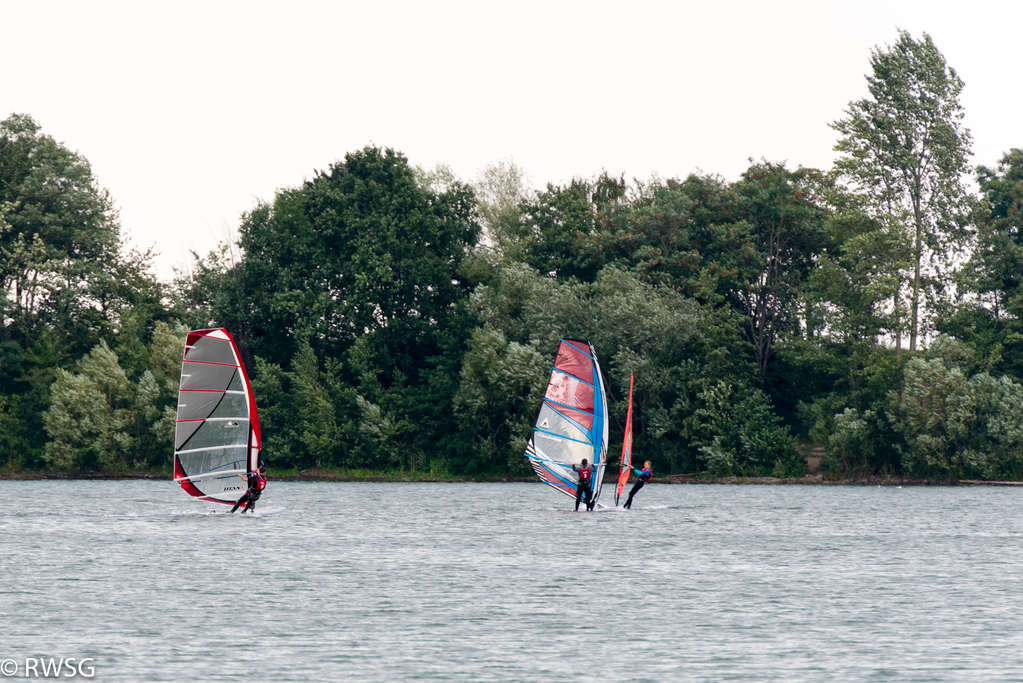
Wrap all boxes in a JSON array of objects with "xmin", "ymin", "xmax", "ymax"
[
  {"xmin": 575, "ymin": 484, "xmax": 585, "ymax": 511},
  {"xmin": 230, "ymin": 493, "xmax": 247, "ymax": 513},
  {"xmin": 625, "ymin": 480, "xmax": 644, "ymax": 508}
]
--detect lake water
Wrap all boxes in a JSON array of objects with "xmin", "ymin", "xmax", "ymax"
[{"xmin": 1, "ymin": 481, "xmax": 1022, "ymax": 682}]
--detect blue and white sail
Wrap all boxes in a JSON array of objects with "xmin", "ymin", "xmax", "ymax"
[{"xmin": 524, "ymin": 339, "xmax": 609, "ymax": 503}]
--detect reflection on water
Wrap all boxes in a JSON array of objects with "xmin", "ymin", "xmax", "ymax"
[{"xmin": 2, "ymin": 480, "xmax": 1022, "ymax": 682}]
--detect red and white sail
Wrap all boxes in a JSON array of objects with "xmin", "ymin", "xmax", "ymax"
[
  {"xmin": 615, "ymin": 372, "xmax": 634, "ymax": 506},
  {"xmin": 173, "ymin": 328, "xmax": 262, "ymax": 504}
]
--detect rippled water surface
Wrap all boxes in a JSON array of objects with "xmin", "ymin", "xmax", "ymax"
[{"xmin": 2, "ymin": 481, "xmax": 1023, "ymax": 682}]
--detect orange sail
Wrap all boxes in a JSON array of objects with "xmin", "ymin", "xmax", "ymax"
[{"xmin": 615, "ymin": 373, "xmax": 634, "ymax": 506}]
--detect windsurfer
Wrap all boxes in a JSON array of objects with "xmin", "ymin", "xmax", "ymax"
[
  {"xmin": 623, "ymin": 461, "xmax": 652, "ymax": 509},
  {"xmin": 572, "ymin": 458, "xmax": 596, "ymax": 512},
  {"xmin": 230, "ymin": 464, "xmax": 267, "ymax": 514}
]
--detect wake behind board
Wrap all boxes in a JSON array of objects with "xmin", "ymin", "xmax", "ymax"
[
  {"xmin": 199, "ymin": 505, "xmax": 284, "ymax": 515},
  {"xmin": 545, "ymin": 503, "xmax": 622, "ymax": 514},
  {"xmin": 217, "ymin": 505, "xmax": 284, "ymax": 517}
]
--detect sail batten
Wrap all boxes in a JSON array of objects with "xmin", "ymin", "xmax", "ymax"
[
  {"xmin": 524, "ymin": 339, "xmax": 609, "ymax": 504},
  {"xmin": 551, "ymin": 368, "xmax": 596, "ymax": 387},
  {"xmin": 173, "ymin": 328, "xmax": 262, "ymax": 504},
  {"xmin": 175, "ymin": 469, "xmax": 247, "ymax": 482}
]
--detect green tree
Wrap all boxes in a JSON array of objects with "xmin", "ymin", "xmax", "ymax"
[
  {"xmin": 967, "ymin": 150, "xmax": 1023, "ymax": 314},
  {"xmin": 1, "ymin": 115, "xmax": 145, "ymax": 468},
  {"xmin": 140, "ymin": 321, "xmax": 188, "ymax": 468},
  {"xmin": 889, "ymin": 356, "xmax": 974, "ymax": 479},
  {"xmin": 684, "ymin": 379, "xmax": 800, "ymax": 478},
  {"xmin": 584, "ymin": 164, "xmax": 829, "ymax": 382},
  {"xmin": 946, "ymin": 149, "xmax": 1023, "ymax": 377},
  {"xmin": 584, "ymin": 173, "xmax": 748, "ymax": 296},
  {"xmin": 289, "ymin": 342, "xmax": 341, "ymax": 466},
  {"xmin": 175, "ymin": 242, "xmax": 249, "ymax": 346},
  {"xmin": 469, "ymin": 159, "xmax": 531, "ymax": 247},
  {"xmin": 825, "ymin": 408, "xmax": 877, "ymax": 476},
  {"xmin": 788, "ymin": 186, "xmax": 909, "ymax": 448},
  {"xmin": 247, "ymin": 346, "xmax": 366, "ymax": 472},
  {"xmin": 508, "ymin": 173, "xmax": 625, "ymax": 281},
  {"xmin": 42, "ymin": 341, "xmax": 132, "ymax": 470},
  {"xmin": 967, "ymin": 372, "xmax": 1023, "ymax": 479},
  {"xmin": 0, "ymin": 113, "xmax": 121, "ymax": 346},
  {"xmin": 463, "ymin": 262, "xmax": 802, "ymax": 475},
  {"xmin": 249, "ymin": 357, "xmax": 294, "ymax": 467},
  {"xmin": 239, "ymin": 146, "xmax": 479, "ymax": 363},
  {"xmin": 730, "ymin": 163, "xmax": 831, "ymax": 377},
  {"xmin": 831, "ymin": 30, "xmax": 974, "ymax": 352},
  {"xmin": 177, "ymin": 147, "xmax": 483, "ymax": 477},
  {"xmin": 453, "ymin": 325, "xmax": 548, "ymax": 474},
  {"xmin": 0, "ymin": 394, "xmax": 20, "ymax": 470}
]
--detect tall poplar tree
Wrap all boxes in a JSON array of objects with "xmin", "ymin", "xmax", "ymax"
[{"xmin": 831, "ymin": 30, "xmax": 973, "ymax": 351}]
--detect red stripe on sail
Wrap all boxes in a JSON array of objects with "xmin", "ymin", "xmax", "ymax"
[
  {"xmin": 199, "ymin": 496, "xmax": 233, "ymax": 505},
  {"xmin": 548, "ymin": 401, "xmax": 594, "ymax": 431},
  {"xmin": 616, "ymin": 373, "xmax": 634, "ymax": 505},
  {"xmin": 185, "ymin": 329, "xmax": 219, "ymax": 348},
  {"xmin": 554, "ymin": 340, "xmax": 593, "ymax": 383},
  {"xmin": 545, "ymin": 372, "xmax": 594, "ymax": 413},
  {"xmin": 182, "ymin": 360, "xmax": 241, "ymax": 368},
  {"xmin": 174, "ymin": 455, "xmax": 207, "ymax": 499},
  {"xmin": 538, "ymin": 469, "xmax": 576, "ymax": 498}
]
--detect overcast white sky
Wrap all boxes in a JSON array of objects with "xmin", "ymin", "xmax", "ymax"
[{"xmin": 4, "ymin": 0, "xmax": 1020, "ymax": 281}]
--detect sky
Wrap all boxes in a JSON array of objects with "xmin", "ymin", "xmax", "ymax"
[{"xmin": 4, "ymin": 0, "xmax": 1021, "ymax": 281}]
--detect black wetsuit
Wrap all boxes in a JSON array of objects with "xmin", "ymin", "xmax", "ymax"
[
  {"xmin": 573, "ymin": 463, "xmax": 596, "ymax": 511},
  {"xmin": 624, "ymin": 466, "xmax": 651, "ymax": 509},
  {"xmin": 231, "ymin": 472, "xmax": 263, "ymax": 513}
]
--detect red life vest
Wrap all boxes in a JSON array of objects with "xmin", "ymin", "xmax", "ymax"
[
  {"xmin": 255, "ymin": 474, "xmax": 267, "ymax": 492},
  {"xmin": 578, "ymin": 465, "xmax": 591, "ymax": 481}
]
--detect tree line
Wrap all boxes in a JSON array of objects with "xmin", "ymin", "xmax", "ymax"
[{"xmin": 3, "ymin": 30, "xmax": 1023, "ymax": 480}]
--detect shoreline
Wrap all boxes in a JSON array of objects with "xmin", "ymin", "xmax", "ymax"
[{"xmin": 1, "ymin": 469, "xmax": 1021, "ymax": 487}]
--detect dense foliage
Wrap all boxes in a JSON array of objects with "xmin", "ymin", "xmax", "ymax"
[{"xmin": 4, "ymin": 31, "xmax": 1023, "ymax": 480}]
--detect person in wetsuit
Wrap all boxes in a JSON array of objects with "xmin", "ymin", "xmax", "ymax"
[
  {"xmin": 623, "ymin": 460, "xmax": 652, "ymax": 509},
  {"xmin": 230, "ymin": 463, "xmax": 267, "ymax": 514},
  {"xmin": 572, "ymin": 458, "xmax": 596, "ymax": 512}
]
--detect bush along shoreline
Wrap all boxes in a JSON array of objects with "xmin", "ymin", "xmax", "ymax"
[{"xmin": 2, "ymin": 466, "xmax": 1019, "ymax": 486}]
